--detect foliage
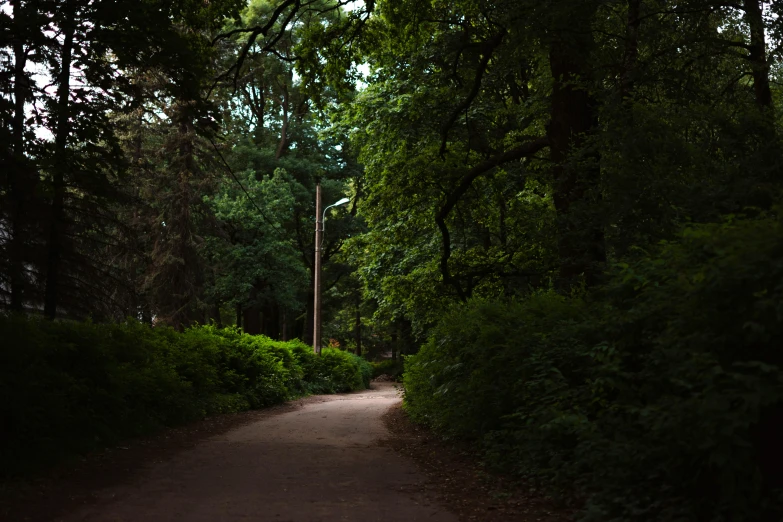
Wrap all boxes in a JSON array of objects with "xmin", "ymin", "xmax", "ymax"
[
  {"xmin": 370, "ymin": 359, "xmax": 404, "ymax": 380},
  {"xmin": 0, "ymin": 316, "xmax": 369, "ymax": 478},
  {"xmin": 404, "ymin": 213, "xmax": 783, "ymax": 522},
  {"xmin": 316, "ymin": 348, "xmax": 372, "ymax": 392}
]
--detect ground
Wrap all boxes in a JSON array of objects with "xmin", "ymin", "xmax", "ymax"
[{"xmin": 1, "ymin": 382, "xmax": 570, "ymax": 522}]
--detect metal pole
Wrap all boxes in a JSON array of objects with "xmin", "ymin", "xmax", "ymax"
[{"xmin": 313, "ymin": 182, "xmax": 322, "ymax": 354}]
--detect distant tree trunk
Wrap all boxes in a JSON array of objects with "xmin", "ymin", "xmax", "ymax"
[
  {"xmin": 265, "ymin": 302, "xmax": 280, "ymax": 339},
  {"xmin": 281, "ymin": 309, "xmax": 288, "ymax": 341},
  {"xmin": 354, "ymin": 302, "xmax": 362, "ymax": 357},
  {"xmin": 391, "ymin": 331, "xmax": 397, "ymax": 360},
  {"xmin": 304, "ymin": 277, "xmax": 314, "ymax": 345},
  {"xmin": 275, "ymin": 82, "xmax": 289, "ymax": 160},
  {"xmin": 243, "ymin": 305, "xmax": 261, "ymax": 335},
  {"xmin": 211, "ymin": 301, "xmax": 222, "ymax": 328},
  {"xmin": 8, "ymin": 4, "xmax": 30, "ymax": 312},
  {"xmin": 44, "ymin": 6, "xmax": 76, "ymax": 319},
  {"xmin": 236, "ymin": 303, "xmax": 242, "ymax": 328},
  {"xmin": 744, "ymin": 0, "xmax": 773, "ymax": 111},
  {"xmin": 169, "ymin": 114, "xmax": 201, "ymax": 329},
  {"xmin": 620, "ymin": 0, "xmax": 641, "ymax": 101},
  {"xmin": 548, "ymin": 16, "xmax": 606, "ymax": 290},
  {"xmin": 738, "ymin": 0, "xmax": 778, "ymax": 185}
]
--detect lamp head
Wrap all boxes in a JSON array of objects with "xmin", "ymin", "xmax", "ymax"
[{"xmin": 334, "ymin": 197, "xmax": 350, "ymax": 206}]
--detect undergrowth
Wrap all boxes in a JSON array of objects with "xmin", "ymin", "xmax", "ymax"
[
  {"xmin": 0, "ymin": 320, "xmax": 369, "ymax": 478},
  {"xmin": 404, "ymin": 213, "xmax": 783, "ymax": 522},
  {"xmin": 370, "ymin": 359, "xmax": 404, "ymax": 380}
]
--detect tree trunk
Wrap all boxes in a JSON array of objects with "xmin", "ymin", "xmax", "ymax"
[
  {"xmin": 620, "ymin": 0, "xmax": 641, "ymax": 101},
  {"xmin": 548, "ymin": 19, "xmax": 606, "ymax": 290},
  {"xmin": 167, "ymin": 113, "xmax": 200, "ymax": 330},
  {"xmin": 212, "ymin": 301, "xmax": 222, "ymax": 328},
  {"xmin": 265, "ymin": 301, "xmax": 280, "ymax": 339},
  {"xmin": 243, "ymin": 305, "xmax": 261, "ymax": 335},
  {"xmin": 391, "ymin": 331, "xmax": 397, "ymax": 360},
  {"xmin": 236, "ymin": 303, "xmax": 242, "ymax": 328},
  {"xmin": 304, "ymin": 266, "xmax": 315, "ymax": 346},
  {"xmin": 354, "ymin": 302, "xmax": 362, "ymax": 357},
  {"xmin": 44, "ymin": 6, "xmax": 76, "ymax": 319},
  {"xmin": 740, "ymin": 0, "xmax": 778, "ymax": 185},
  {"xmin": 8, "ymin": 2, "xmax": 30, "ymax": 312},
  {"xmin": 275, "ymin": 82, "xmax": 289, "ymax": 160},
  {"xmin": 744, "ymin": 0, "xmax": 773, "ymax": 110}
]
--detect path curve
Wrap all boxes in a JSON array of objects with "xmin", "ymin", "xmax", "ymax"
[{"xmin": 59, "ymin": 383, "xmax": 456, "ymax": 522}]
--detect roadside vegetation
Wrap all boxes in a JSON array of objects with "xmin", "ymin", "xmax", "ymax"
[
  {"xmin": 404, "ymin": 214, "xmax": 783, "ymax": 521},
  {"xmin": 0, "ymin": 316, "xmax": 370, "ymax": 478},
  {"xmin": 370, "ymin": 359, "xmax": 404, "ymax": 380}
]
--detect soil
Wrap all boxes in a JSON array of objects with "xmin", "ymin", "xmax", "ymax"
[{"xmin": 380, "ymin": 403, "xmax": 574, "ymax": 522}]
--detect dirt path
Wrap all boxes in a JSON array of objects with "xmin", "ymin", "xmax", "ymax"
[{"xmin": 54, "ymin": 383, "xmax": 456, "ymax": 522}]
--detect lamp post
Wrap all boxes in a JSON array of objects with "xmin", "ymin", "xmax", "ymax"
[{"xmin": 313, "ymin": 182, "xmax": 350, "ymax": 354}]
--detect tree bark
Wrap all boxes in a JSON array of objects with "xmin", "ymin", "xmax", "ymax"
[
  {"xmin": 354, "ymin": 301, "xmax": 362, "ymax": 357},
  {"xmin": 243, "ymin": 305, "xmax": 261, "ymax": 335},
  {"xmin": 275, "ymin": 82, "xmax": 289, "ymax": 160},
  {"xmin": 548, "ymin": 20, "xmax": 606, "ymax": 290},
  {"xmin": 44, "ymin": 5, "xmax": 76, "ymax": 319},
  {"xmin": 304, "ymin": 286, "xmax": 314, "ymax": 345},
  {"xmin": 265, "ymin": 301, "xmax": 280, "ymax": 339},
  {"xmin": 620, "ymin": 0, "xmax": 641, "ymax": 101},
  {"xmin": 744, "ymin": 0, "xmax": 773, "ymax": 110},
  {"xmin": 212, "ymin": 301, "xmax": 222, "ymax": 328},
  {"xmin": 8, "ymin": 1, "xmax": 30, "ymax": 312},
  {"xmin": 172, "ymin": 113, "xmax": 199, "ymax": 329}
]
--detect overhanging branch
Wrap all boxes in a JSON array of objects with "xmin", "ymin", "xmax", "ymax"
[{"xmin": 435, "ymin": 137, "xmax": 550, "ymax": 301}]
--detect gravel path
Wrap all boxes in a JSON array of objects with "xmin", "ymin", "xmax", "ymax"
[{"xmin": 58, "ymin": 383, "xmax": 456, "ymax": 522}]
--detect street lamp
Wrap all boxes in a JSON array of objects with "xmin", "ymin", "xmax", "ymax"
[{"xmin": 313, "ymin": 183, "xmax": 350, "ymax": 354}]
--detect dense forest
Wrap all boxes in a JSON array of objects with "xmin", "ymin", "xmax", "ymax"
[{"xmin": 2, "ymin": 0, "xmax": 782, "ymax": 520}]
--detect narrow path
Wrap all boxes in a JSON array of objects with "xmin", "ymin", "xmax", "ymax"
[{"xmin": 58, "ymin": 383, "xmax": 456, "ymax": 522}]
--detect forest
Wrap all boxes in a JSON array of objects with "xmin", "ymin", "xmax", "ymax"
[{"xmin": 1, "ymin": 0, "xmax": 782, "ymax": 520}]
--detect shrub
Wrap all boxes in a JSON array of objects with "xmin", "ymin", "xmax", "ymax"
[
  {"xmin": 318, "ymin": 348, "xmax": 371, "ymax": 392},
  {"xmin": 404, "ymin": 213, "xmax": 783, "ymax": 522},
  {"xmin": 350, "ymin": 352, "xmax": 373, "ymax": 388},
  {"xmin": 370, "ymin": 359, "xmax": 404, "ymax": 380},
  {"xmin": 0, "ymin": 319, "xmax": 370, "ymax": 478}
]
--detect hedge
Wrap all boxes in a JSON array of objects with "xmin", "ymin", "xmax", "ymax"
[{"xmin": 0, "ymin": 319, "xmax": 370, "ymax": 477}]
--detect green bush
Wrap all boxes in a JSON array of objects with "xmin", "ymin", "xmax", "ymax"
[
  {"xmin": 285, "ymin": 343, "xmax": 371, "ymax": 393},
  {"xmin": 0, "ymin": 319, "xmax": 370, "ymax": 478},
  {"xmin": 350, "ymin": 352, "xmax": 373, "ymax": 389},
  {"xmin": 370, "ymin": 359, "xmax": 404, "ymax": 380},
  {"xmin": 318, "ymin": 348, "xmax": 371, "ymax": 392},
  {"xmin": 404, "ymin": 213, "xmax": 783, "ymax": 522}
]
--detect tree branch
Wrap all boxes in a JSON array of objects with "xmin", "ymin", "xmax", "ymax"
[
  {"xmin": 434, "ymin": 137, "xmax": 549, "ymax": 300},
  {"xmin": 439, "ymin": 31, "xmax": 505, "ymax": 158}
]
